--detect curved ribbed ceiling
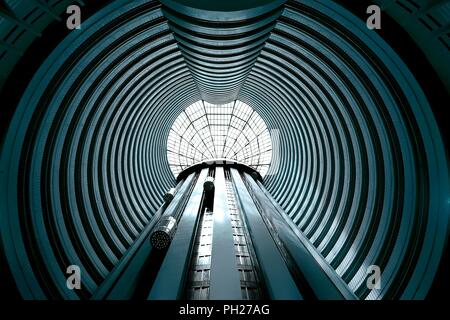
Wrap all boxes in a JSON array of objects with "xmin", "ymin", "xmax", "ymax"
[
  {"xmin": 160, "ymin": 0, "xmax": 285, "ymax": 104},
  {"xmin": 0, "ymin": 0, "xmax": 448, "ymax": 301}
]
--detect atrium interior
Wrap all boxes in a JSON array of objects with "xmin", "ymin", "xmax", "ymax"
[{"xmin": 0, "ymin": 0, "xmax": 449, "ymax": 301}]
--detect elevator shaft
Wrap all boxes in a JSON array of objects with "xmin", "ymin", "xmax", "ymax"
[{"xmin": 143, "ymin": 160, "xmax": 356, "ymax": 300}]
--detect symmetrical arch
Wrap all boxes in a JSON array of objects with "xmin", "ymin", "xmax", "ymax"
[{"xmin": 0, "ymin": 0, "xmax": 448, "ymax": 300}]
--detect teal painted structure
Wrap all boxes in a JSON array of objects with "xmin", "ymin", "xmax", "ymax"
[{"xmin": 0, "ymin": 0, "xmax": 448, "ymax": 300}]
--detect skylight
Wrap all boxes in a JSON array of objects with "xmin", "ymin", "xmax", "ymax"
[{"xmin": 167, "ymin": 100, "xmax": 272, "ymax": 177}]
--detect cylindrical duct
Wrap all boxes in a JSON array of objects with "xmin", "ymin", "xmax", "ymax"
[
  {"xmin": 163, "ymin": 188, "xmax": 176, "ymax": 203},
  {"xmin": 150, "ymin": 216, "xmax": 177, "ymax": 250}
]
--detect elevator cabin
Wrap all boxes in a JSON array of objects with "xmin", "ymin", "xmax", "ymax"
[{"xmin": 142, "ymin": 159, "xmax": 357, "ymax": 300}]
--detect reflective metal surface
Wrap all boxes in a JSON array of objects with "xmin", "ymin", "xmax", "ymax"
[{"xmin": 0, "ymin": 0, "xmax": 448, "ymax": 300}]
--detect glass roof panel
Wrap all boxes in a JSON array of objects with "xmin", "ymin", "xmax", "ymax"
[{"xmin": 167, "ymin": 100, "xmax": 272, "ymax": 177}]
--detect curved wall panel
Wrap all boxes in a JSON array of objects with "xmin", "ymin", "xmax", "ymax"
[
  {"xmin": 1, "ymin": 0, "xmax": 197, "ymax": 299},
  {"xmin": 0, "ymin": 0, "xmax": 448, "ymax": 300},
  {"xmin": 239, "ymin": 1, "xmax": 449, "ymax": 299}
]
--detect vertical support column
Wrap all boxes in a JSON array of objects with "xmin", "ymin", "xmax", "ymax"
[
  {"xmin": 92, "ymin": 202, "xmax": 166, "ymax": 300},
  {"xmin": 209, "ymin": 167, "xmax": 242, "ymax": 300},
  {"xmin": 148, "ymin": 169, "xmax": 209, "ymax": 300},
  {"xmin": 244, "ymin": 173, "xmax": 357, "ymax": 300},
  {"xmin": 230, "ymin": 168, "xmax": 303, "ymax": 300}
]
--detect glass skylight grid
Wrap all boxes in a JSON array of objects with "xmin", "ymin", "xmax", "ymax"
[{"xmin": 167, "ymin": 100, "xmax": 272, "ymax": 177}]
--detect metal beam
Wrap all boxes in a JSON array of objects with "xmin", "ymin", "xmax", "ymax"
[
  {"xmin": 91, "ymin": 203, "xmax": 166, "ymax": 300},
  {"xmin": 0, "ymin": 1, "xmax": 41, "ymax": 36},
  {"xmin": 209, "ymin": 167, "xmax": 242, "ymax": 299},
  {"xmin": 30, "ymin": 0, "xmax": 62, "ymax": 21}
]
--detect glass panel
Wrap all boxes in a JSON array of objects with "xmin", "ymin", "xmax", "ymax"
[{"xmin": 167, "ymin": 100, "xmax": 272, "ymax": 177}]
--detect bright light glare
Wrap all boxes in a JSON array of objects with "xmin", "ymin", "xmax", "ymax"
[{"xmin": 167, "ymin": 100, "xmax": 272, "ymax": 177}]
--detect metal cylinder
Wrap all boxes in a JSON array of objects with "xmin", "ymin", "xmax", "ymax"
[
  {"xmin": 163, "ymin": 187, "xmax": 176, "ymax": 203},
  {"xmin": 251, "ymin": 172, "xmax": 260, "ymax": 181},
  {"xmin": 203, "ymin": 176, "xmax": 215, "ymax": 191},
  {"xmin": 150, "ymin": 216, "xmax": 177, "ymax": 250}
]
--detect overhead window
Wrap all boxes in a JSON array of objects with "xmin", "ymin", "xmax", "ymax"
[{"xmin": 167, "ymin": 100, "xmax": 272, "ymax": 177}]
